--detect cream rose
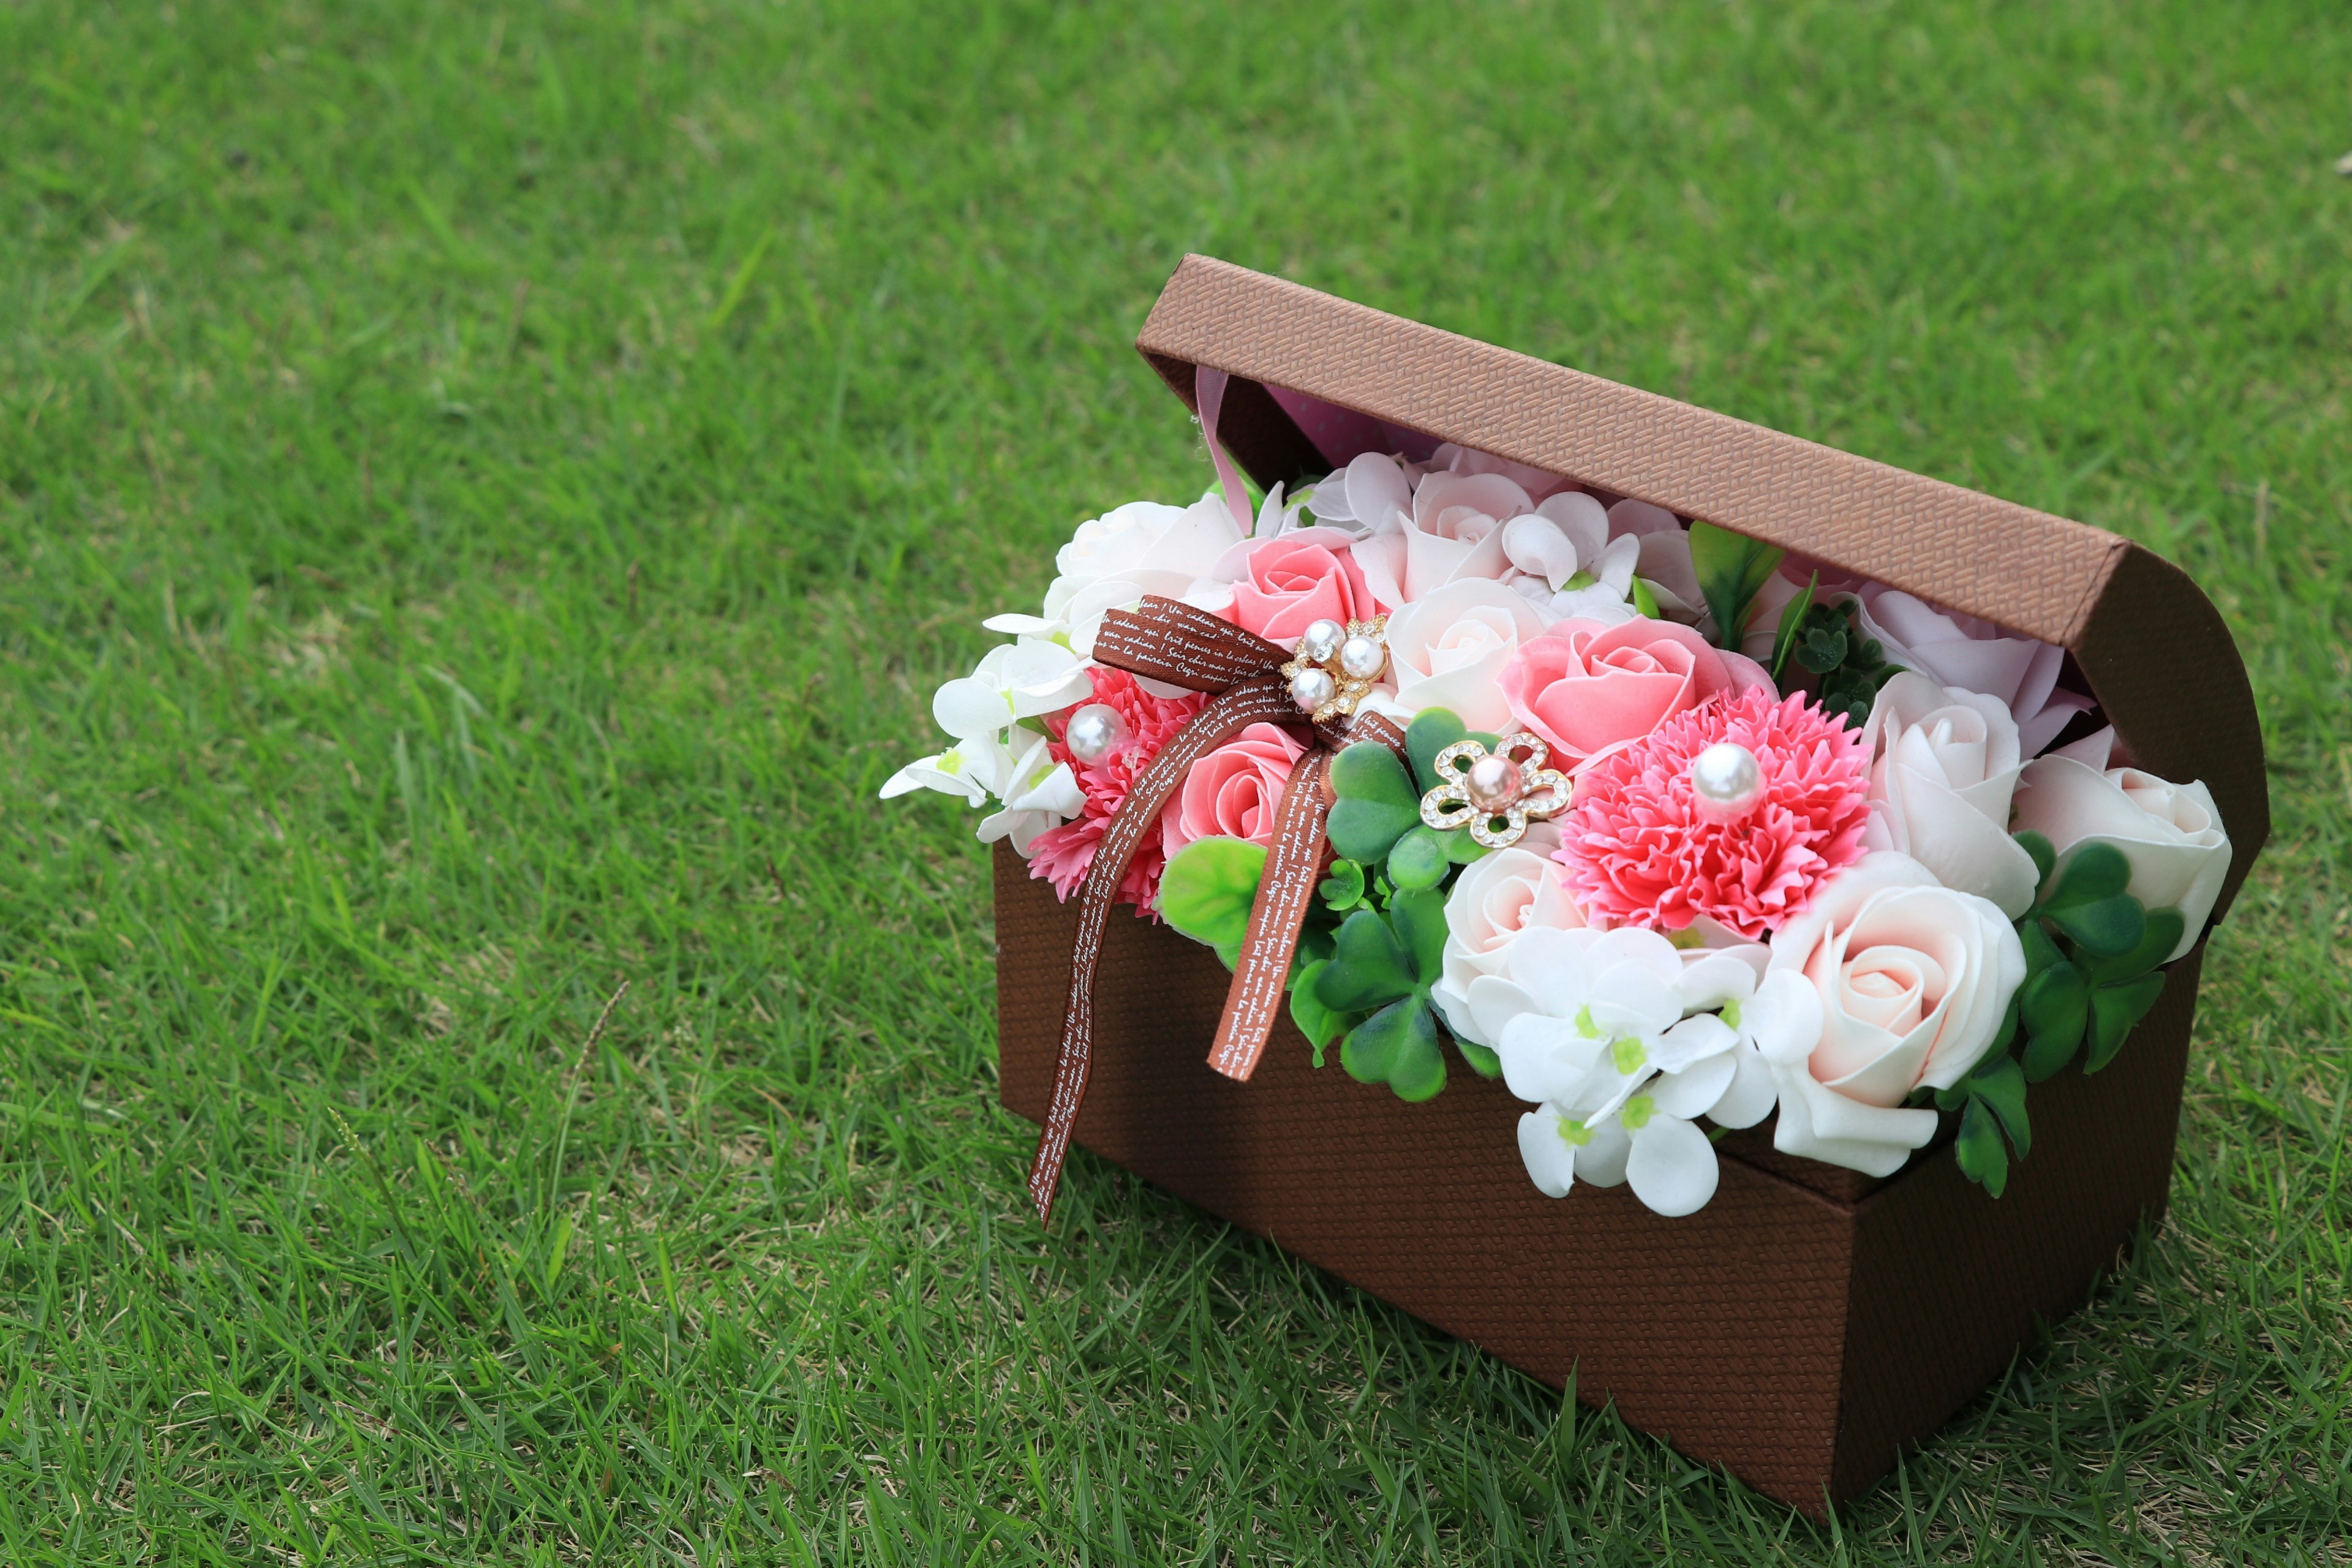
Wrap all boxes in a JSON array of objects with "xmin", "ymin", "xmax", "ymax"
[
  {"xmin": 1352, "ymin": 469, "xmax": 1534, "ymax": 608},
  {"xmin": 1855, "ymin": 587, "xmax": 2095, "ymax": 757},
  {"xmin": 1367, "ymin": 578, "xmax": 1552, "ymax": 733},
  {"xmin": 1759, "ymin": 852, "xmax": 2027, "ymax": 1177},
  {"xmin": 985, "ymin": 494, "xmax": 1245, "ymax": 655},
  {"xmin": 1860, "ymin": 672, "xmax": 2041, "ymax": 918},
  {"xmin": 1427, "ymin": 824, "xmax": 1586, "ymax": 1046},
  {"xmin": 2010, "ymin": 729, "xmax": 2230, "ymax": 963}
]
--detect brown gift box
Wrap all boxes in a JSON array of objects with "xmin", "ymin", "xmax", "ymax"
[{"xmin": 994, "ymin": 256, "xmax": 2268, "ymax": 1514}]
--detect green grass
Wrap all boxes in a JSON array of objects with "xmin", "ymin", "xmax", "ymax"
[{"xmin": 2, "ymin": 0, "xmax": 2348, "ymax": 1560}]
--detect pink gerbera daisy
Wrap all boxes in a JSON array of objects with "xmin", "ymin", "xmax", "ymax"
[
  {"xmin": 1025, "ymin": 667, "xmax": 1207, "ymax": 914},
  {"xmin": 1555, "ymin": 688, "xmax": 1871, "ymax": 940}
]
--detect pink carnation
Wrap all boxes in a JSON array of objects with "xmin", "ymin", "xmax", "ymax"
[
  {"xmin": 1555, "ymin": 688, "xmax": 1871, "ymax": 940},
  {"xmin": 1025, "ymin": 667, "xmax": 1207, "ymax": 913}
]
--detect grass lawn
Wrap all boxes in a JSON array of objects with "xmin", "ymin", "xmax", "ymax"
[{"xmin": 3, "ymin": 0, "xmax": 2348, "ymax": 1560}]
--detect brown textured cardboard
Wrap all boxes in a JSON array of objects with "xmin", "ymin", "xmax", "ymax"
[{"xmin": 991, "ymin": 257, "xmax": 2262, "ymax": 1513}]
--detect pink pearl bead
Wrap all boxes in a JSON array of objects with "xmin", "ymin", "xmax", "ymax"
[{"xmin": 1464, "ymin": 754, "xmax": 1523, "ymax": 813}]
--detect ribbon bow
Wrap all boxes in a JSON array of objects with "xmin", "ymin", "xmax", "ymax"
[{"xmin": 1025, "ymin": 595, "xmax": 1405, "ymax": 1222}]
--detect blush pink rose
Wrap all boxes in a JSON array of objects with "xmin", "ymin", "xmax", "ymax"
[
  {"xmin": 1159, "ymin": 722, "xmax": 1308, "ymax": 861},
  {"xmin": 1226, "ymin": 534, "xmax": 1376, "ymax": 643},
  {"xmin": 1498, "ymin": 616, "xmax": 1775, "ymax": 772}
]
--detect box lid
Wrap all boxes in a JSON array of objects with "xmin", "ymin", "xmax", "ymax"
[{"xmin": 1134, "ymin": 254, "xmax": 2267, "ymax": 927}]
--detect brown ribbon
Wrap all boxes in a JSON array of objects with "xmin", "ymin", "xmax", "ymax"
[{"xmin": 1025, "ymin": 596, "xmax": 1408, "ymax": 1223}]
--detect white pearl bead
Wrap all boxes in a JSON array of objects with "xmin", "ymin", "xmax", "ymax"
[
  {"xmin": 1289, "ymin": 668, "xmax": 1338, "ymax": 712},
  {"xmin": 1338, "ymin": 634, "xmax": 1386, "ymax": 682},
  {"xmin": 1464, "ymin": 753, "xmax": 1522, "ymax": 813},
  {"xmin": 1691, "ymin": 742, "xmax": 1765, "ymax": 823},
  {"xmin": 1297, "ymin": 619, "xmax": 1345, "ymax": 665},
  {"xmin": 1063, "ymin": 703, "xmax": 1129, "ymax": 765}
]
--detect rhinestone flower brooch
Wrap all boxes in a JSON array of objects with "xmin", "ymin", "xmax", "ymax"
[
  {"xmin": 1419, "ymin": 733, "xmax": 1570, "ymax": 849},
  {"xmin": 1282, "ymin": 616, "xmax": 1388, "ymax": 723}
]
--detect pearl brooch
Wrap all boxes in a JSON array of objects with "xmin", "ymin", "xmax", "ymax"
[
  {"xmin": 1419, "ymin": 733, "xmax": 1570, "ymax": 849},
  {"xmin": 1280, "ymin": 615, "xmax": 1387, "ymax": 723}
]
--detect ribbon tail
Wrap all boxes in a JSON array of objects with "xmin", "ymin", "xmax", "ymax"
[
  {"xmin": 1207, "ymin": 750, "xmax": 1332, "ymax": 1081},
  {"xmin": 1025, "ymin": 674, "xmax": 1306, "ymax": 1224}
]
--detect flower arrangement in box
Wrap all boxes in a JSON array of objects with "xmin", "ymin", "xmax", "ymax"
[{"xmin": 885, "ymin": 393, "xmax": 2236, "ymax": 1223}]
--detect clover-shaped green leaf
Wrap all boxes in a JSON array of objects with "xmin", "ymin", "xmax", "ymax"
[
  {"xmin": 1288, "ymin": 960, "xmax": 1354, "ymax": 1068},
  {"xmin": 2041, "ymin": 841, "xmax": 2130, "ymax": 911},
  {"xmin": 2046, "ymin": 894, "xmax": 2145, "ymax": 959},
  {"xmin": 1318, "ymin": 858, "xmax": 1368, "ymax": 913},
  {"xmin": 2080, "ymin": 908, "xmax": 2184, "ymax": 987},
  {"xmin": 1954, "ymin": 1096, "xmax": 2010, "ymax": 1198},
  {"xmin": 2018, "ymin": 960, "xmax": 2090, "ymax": 1082},
  {"xmin": 2085, "ymin": 973, "xmax": 2166, "ymax": 1072},
  {"xmin": 1386, "ymin": 825, "xmax": 1452, "ymax": 891},
  {"xmin": 1314, "ymin": 908, "xmax": 1419, "ymax": 1012},
  {"xmin": 1159, "ymin": 837, "xmax": 1266, "ymax": 954},
  {"xmin": 1327, "ymin": 742, "xmax": 1421, "ymax": 862},
  {"xmin": 1341, "ymin": 998, "xmax": 1447, "ymax": 1101},
  {"xmin": 1404, "ymin": 709, "xmax": 1468, "ymax": 794},
  {"xmin": 1315, "ymin": 891, "xmax": 1458, "ymax": 1101}
]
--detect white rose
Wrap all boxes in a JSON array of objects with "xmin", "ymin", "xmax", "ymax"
[
  {"xmin": 2010, "ymin": 729, "xmax": 2230, "ymax": 963},
  {"xmin": 1860, "ymin": 672, "xmax": 2042, "ymax": 918},
  {"xmin": 984, "ymin": 494, "xmax": 1245, "ymax": 655},
  {"xmin": 1855, "ymin": 586, "xmax": 2095, "ymax": 756},
  {"xmin": 1760, "ymin": 852, "xmax": 2028, "ymax": 1177},
  {"xmin": 1427, "ymin": 824, "xmax": 1586, "ymax": 1046},
  {"xmin": 1365, "ymin": 578, "xmax": 1552, "ymax": 733}
]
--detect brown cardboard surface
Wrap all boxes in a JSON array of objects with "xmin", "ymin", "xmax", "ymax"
[{"xmin": 996, "ymin": 843, "xmax": 2197, "ymax": 1513}]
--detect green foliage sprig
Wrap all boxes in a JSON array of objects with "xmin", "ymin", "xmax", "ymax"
[
  {"xmin": 1937, "ymin": 834, "xmax": 2178, "ymax": 1196},
  {"xmin": 1298, "ymin": 709, "xmax": 1501, "ymax": 1090},
  {"xmin": 1777, "ymin": 598, "xmax": 1899, "ymax": 728}
]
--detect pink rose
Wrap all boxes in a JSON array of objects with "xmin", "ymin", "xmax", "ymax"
[
  {"xmin": 1225, "ymin": 533, "xmax": 1376, "ymax": 643},
  {"xmin": 1159, "ymin": 722, "xmax": 1308, "ymax": 861},
  {"xmin": 1498, "ymin": 616, "xmax": 1774, "ymax": 772}
]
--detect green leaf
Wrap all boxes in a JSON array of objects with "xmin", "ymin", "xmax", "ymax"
[
  {"xmin": 2019, "ymin": 918, "xmax": 2067, "ymax": 976},
  {"xmin": 1288, "ymin": 960, "xmax": 1349, "ymax": 1065},
  {"xmin": 1159, "ymin": 837, "xmax": 1267, "ymax": 951},
  {"xmin": 1686, "ymin": 519, "xmax": 1785, "ymax": 649},
  {"xmin": 2085, "ymin": 972, "xmax": 2166, "ymax": 1072},
  {"xmin": 1386, "ymin": 826, "xmax": 1451, "ymax": 891},
  {"xmin": 1327, "ymin": 742, "xmax": 1420, "ymax": 861},
  {"xmin": 1318, "ymin": 858, "xmax": 1366, "ymax": 911},
  {"xmin": 1403, "ymin": 709, "xmax": 1468, "ymax": 793},
  {"xmin": 2018, "ymin": 961, "xmax": 2090, "ymax": 1082},
  {"xmin": 1766, "ymin": 571, "xmax": 1819, "ymax": 686},
  {"xmin": 1795, "ymin": 622, "xmax": 1848, "ymax": 674},
  {"xmin": 1314, "ymin": 908, "xmax": 1418, "ymax": 1012},
  {"xmin": 2046, "ymin": 894, "xmax": 2145, "ymax": 959},
  {"xmin": 1954, "ymin": 1097, "xmax": 2010, "ymax": 1197},
  {"xmin": 1443, "ymin": 829, "xmax": 1490, "ymax": 864},
  {"xmin": 2014, "ymin": 829, "xmax": 2057, "ymax": 891},
  {"xmin": 1341, "ymin": 998, "xmax": 1447, "ymax": 1102},
  {"xmin": 2081, "ymin": 908, "xmax": 2184, "ymax": 986},
  {"xmin": 1630, "ymin": 576, "xmax": 1661, "ymax": 619},
  {"xmin": 2043, "ymin": 842, "xmax": 2131, "ymax": 911},
  {"xmin": 1967, "ymin": 1055, "xmax": 2030, "ymax": 1160},
  {"xmin": 1456, "ymin": 1037, "xmax": 1502, "ymax": 1078},
  {"xmin": 1387, "ymin": 888, "xmax": 1448, "ymax": 989}
]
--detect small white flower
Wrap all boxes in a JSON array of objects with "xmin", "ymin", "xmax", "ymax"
[
  {"xmin": 878, "ymin": 739, "xmax": 1009, "ymax": 807},
  {"xmin": 929, "ymin": 638, "xmax": 1093, "ymax": 742},
  {"xmin": 974, "ymin": 731, "xmax": 1085, "ymax": 855},
  {"xmin": 1517, "ymin": 1102, "xmax": 1631, "ymax": 1198}
]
